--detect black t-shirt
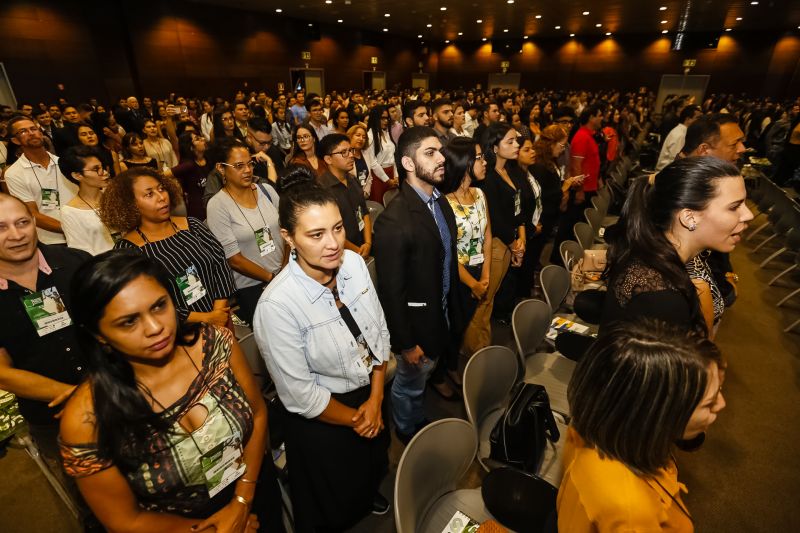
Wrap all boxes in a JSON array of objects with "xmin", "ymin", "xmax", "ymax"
[
  {"xmin": 320, "ymin": 171, "xmax": 369, "ymax": 247},
  {"xmin": 0, "ymin": 245, "xmax": 90, "ymax": 425},
  {"xmin": 172, "ymin": 159, "xmax": 211, "ymax": 220}
]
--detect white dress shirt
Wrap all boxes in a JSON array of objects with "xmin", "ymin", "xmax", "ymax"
[
  {"xmin": 362, "ymin": 130, "xmax": 397, "ymax": 182},
  {"xmin": 655, "ymin": 123, "xmax": 688, "ymax": 171}
]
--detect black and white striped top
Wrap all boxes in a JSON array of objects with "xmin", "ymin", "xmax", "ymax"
[{"xmin": 115, "ymin": 217, "xmax": 236, "ymax": 320}]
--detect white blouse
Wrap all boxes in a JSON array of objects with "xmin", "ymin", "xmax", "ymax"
[
  {"xmin": 60, "ymin": 205, "xmax": 116, "ymax": 255},
  {"xmin": 362, "ymin": 130, "xmax": 397, "ymax": 182},
  {"xmin": 144, "ymin": 138, "xmax": 178, "ymax": 170}
]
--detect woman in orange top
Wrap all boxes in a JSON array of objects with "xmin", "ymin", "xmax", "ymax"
[{"xmin": 558, "ymin": 320, "xmax": 726, "ymax": 532}]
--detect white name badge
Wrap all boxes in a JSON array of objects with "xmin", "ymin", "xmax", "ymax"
[
  {"xmin": 514, "ymin": 189, "xmax": 521, "ymax": 216},
  {"xmin": 468, "ymin": 253, "xmax": 484, "ymax": 266},
  {"xmin": 176, "ymin": 265, "xmax": 207, "ymax": 306},
  {"xmin": 255, "ymin": 227, "xmax": 276, "ymax": 256},
  {"xmin": 200, "ymin": 432, "xmax": 246, "ymax": 498},
  {"xmin": 41, "ymin": 188, "xmax": 60, "ymax": 210},
  {"xmin": 353, "ymin": 335, "xmax": 375, "ymax": 373},
  {"xmin": 356, "ymin": 206, "xmax": 365, "ymax": 231},
  {"xmin": 21, "ymin": 287, "xmax": 72, "ymax": 337}
]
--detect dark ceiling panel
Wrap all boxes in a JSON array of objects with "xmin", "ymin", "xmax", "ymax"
[{"xmin": 189, "ymin": 0, "xmax": 800, "ymax": 40}]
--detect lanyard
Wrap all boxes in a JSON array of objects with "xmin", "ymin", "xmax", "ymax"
[
  {"xmin": 28, "ymin": 155, "xmax": 60, "ymax": 197},
  {"xmin": 136, "ymin": 220, "xmax": 180, "ymax": 244},
  {"xmin": 649, "ymin": 466, "xmax": 693, "ymax": 524},
  {"xmin": 224, "ymin": 187, "xmax": 269, "ymax": 233}
]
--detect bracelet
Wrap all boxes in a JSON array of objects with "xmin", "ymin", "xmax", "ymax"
[
  {"xmin": 234, "ymin": 495, "xmax": 250, "ymax": 506},
  {"xmin": 239, "ymin": 478, "xmax": 258, "ymax": 484}
]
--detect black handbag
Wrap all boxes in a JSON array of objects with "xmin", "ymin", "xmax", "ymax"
[{"xmin": 489, "ymin": 382, "xmax": 561, "ymax": 474}]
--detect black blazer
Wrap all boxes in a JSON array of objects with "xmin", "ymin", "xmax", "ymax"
[{"xmin": 373, "ymin": 182, "xmax": 464, "ymax": 357}]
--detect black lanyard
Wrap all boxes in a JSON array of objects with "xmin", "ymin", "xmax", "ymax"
[
  {"xmin": 135, "ymin": 220, "xmax": 180, "ymax": 244},
  {"xmin": 223, "ymin": 187, "xmax": 269, "ymax": 233}
]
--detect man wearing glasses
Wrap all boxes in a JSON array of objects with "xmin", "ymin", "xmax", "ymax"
[
  {"xmin": 4, "ymin": 116, "xmax": 77, "ymax": 245},
  {"xmin": 307, "ymin": 99, "xmax": 332, "ymax": 140},
  {"xmin": 319, "ymin": 134, "xmax": 372, "ymax": 258}
]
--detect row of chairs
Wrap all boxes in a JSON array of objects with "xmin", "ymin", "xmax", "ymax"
[{"xmin": 747, "ymin": 175, "xmax": 800, "ymax": 333}]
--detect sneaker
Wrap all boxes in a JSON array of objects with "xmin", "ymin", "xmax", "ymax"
[{"xmin": 372, "ymin": 493, "xmax": 390, "ymax": 515}]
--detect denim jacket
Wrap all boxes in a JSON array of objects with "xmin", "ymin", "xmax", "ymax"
[{"xmin": 253, "ymin": 250, "xmax": 390, "ymax": 418}]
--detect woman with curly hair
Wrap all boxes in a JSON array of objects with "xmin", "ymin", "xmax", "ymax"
[{"xmin": 99, "ymin": 167, "xmax": 236, "ymax": 327}]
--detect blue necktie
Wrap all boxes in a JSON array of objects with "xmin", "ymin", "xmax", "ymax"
[{"xmin": 428, "ymin": 198, "xmax": 451, "ymax": 305}]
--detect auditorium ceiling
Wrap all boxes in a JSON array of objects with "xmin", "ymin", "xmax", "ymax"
[{"xmin": 191, "ymin": 0, "xmax": 800, "ymax": 40}]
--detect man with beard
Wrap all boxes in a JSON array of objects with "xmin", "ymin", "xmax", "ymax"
[
  {"xmin": 0, "ymin": 193, "xmax": 89, "ymax": 504},
  {"xmin": 373, "ymin": 126, "xmax": 461, "ymax": 444},
  {"xmin": 431, "ymin": 98, "xmax": 454, "ymax": 145},
  {"xmin": 4, "ymin": 116, "xmax": 77, "ymax": 245},
  {"xmin": 402, "ymin": 101, "xmax": 430, "ymax": 129}
]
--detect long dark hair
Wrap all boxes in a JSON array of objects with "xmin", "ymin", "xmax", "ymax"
[
  {"xmin": 480, "ymin": 121, "xmax": 514, "ymax": 170},
  {"xmin": 70, "ymin": 250, "xmax": 200, "ymax": 470},
  {"xmin": 367, "ymin": 105, "xmax": 390, "ymax": 158},
  {"xmin": 568, "ymin": 319, "xmax": 722, "ymax": 476},
  {"xmin": 606, "ymin": 156, "xmax": 740, "ymax": 328},
  {"xmin": 439, "ymin": 136, "xmax": 479, "ymax": 194}
]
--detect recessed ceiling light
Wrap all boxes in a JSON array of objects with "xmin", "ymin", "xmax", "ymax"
[
  {"xmin": 725, "ymin": 28, "xmax": 732, "ymax": 31},
  {"xmin": 662, "ymin": 29, "xmax": 668, "ymax": 34},
  {"xmin": 383, "ymin": 28, "xmax": 388, "ymax": 32},
  {"xmin": 596, "ymin": 23, "xmax": 602, "ymax": 27},
  {"xmin": 440, "ymin": 6, "xmax": 447, "ymax": 11},
  {"xmin": 482, "ymin": 37, "xmax": 487, "ymax": 41},
  {"xmin": 418, "ymin": 34, "xmax": 422, "ymax": 38},
  {"xmin": 308, "ymin": 23, "xmax": 313, "ymax": 27},
  {"xmin": 275, "ymin": 8, "xmax": 282, "ymax": 12},
  {"xmin": 582, "ymin": 11, "xmax": 590, "ymax": 16},
  {"xmin": 736, "ymin": 17, "xmax": 743, "ymax": 20},
  {"xmin": 384, "ymin": 13, "xmax": 390, "ymax": 17},
  {"xmin": 606, "ymin": 32, "xmax": 611, "ymax": 36},
  {"xmin": 659, "ymin": 6, "xmax": 667, "ymax": 10},
  {"xmin": 427, "ymin": 23, "xmax": 432, "ymax": 27},
  {"xmin": 507, "ymin": 0, "xmax": 515, "ymax": 4},
  {"xmin": 337, "ymin": 18, "xmax": 343, "ymax": 22},
  {"xmin": 445, "ymin": 39, "xmax": 450, "ymax": 43},
  {"xmin": 535, "ymin": 15, "xmax": 542, "ymax": 19},
  {"xmin": 750, "ymin": 1, "xmax": 759, "ymax": 4},
  {"xmin": 458, "ymin": 32, "xmax": 463, "ymax": 35},
  {"xmin": 570, "ymin": 33, "xmax": 575, "ymax": 37},
  {"xmin": 325, "ymin": 0, "xmax": 332, "ymax": 3},
  {"xmin": 476, "ymin": 19, "xmax": 483, "ymax": 23},
  {"xmin": 524, "ymin": 35, "xmax": 529, "ymax": 39},
  {"xmin": 503, "ymin": 28, "xmax": 509, "ymax": 32},
  {"xmin": 555, "ymin": 25, "xmax": 561, "ymax": 29},
  {"xmin": 661, "ymin": 20, "xmax": 668, "ymax": 24}
]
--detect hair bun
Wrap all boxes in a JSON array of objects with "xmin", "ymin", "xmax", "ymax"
[{"xmin": 278, "ymin": 165, "xmax": 318, "ymax": 194}]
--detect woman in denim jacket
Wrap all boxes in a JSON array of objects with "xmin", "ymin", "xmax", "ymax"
[{"xmin": 253, "ymin": 166, "xmax": 391, "ymax": 532}]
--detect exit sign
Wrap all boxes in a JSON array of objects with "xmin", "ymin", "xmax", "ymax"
[
  {"xmin": 371, "ymin": 56, "xmax": 378, "ymax": 64},
  {"xmin": 682, "ymin": 59, "xmax": 697, "ymax": 67},
  {"xmin": 301, "ymin": 51, "xmax": 311, "ymax": 60}
]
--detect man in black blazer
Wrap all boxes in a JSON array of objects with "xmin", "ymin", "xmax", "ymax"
[{"xmin": 373, "ymin": 126, "xmax": 462, "ymax": 443}]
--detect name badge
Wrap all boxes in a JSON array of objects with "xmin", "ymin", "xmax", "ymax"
[
  {"xmin": 514, "ymin": 189, "xmax": 521, "ymax": 216},
  {"xmin": 353, "ymin": 335, "xmax": 375, "ymax": 373},
  {"xmin": 21, "ymin": 287, "xmax": 72, "ymax": 337},
  {"xmin": 176, "ymin": 265, "xmax": 207, "ymax": 306},
  {"xmin": 467, "ymin": 238, "xmax": 484, "ymax": 266},
  {"xmin": 41, "ymin": 189, "xmax": 60, "ymax": 210},
  {"xmin": 200, "ymin": 432, "xmax": 246, "ymax": 498},
  {"xmin": 255, "ymin": 227, "xmax": 276, "ymax": 256},
  {"xmin": 356, "ymin": 206, "xmax": 365, "ymax": 231}
]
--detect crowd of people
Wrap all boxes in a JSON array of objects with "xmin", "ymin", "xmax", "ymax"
[{"xmin": 0, "ymin": 83, "xmax": 796, "ymax": 532}]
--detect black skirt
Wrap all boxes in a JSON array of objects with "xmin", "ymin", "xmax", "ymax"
[{"xmin": 283, "ymin": 385, "xmax": 390, "ymax": 533}]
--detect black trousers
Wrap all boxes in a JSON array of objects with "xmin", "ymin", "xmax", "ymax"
[{"xmin": 235, "ymin": 282, "xmax": 267, "ymax": 326}]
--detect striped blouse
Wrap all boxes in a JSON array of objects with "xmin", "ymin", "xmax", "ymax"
[{"xmin": 114, "ymin": 217, "xmax": 236, "ymax": 321}]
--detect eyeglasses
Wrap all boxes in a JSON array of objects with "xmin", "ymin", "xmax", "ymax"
[
  {"xmin": 297, "ymin": 135, "xmax": 312, "ymax": 141},
  {"xmin": 249, "ymin": 134, "xmax": 272, "ymax": 147},
  {"xmin": 81, "ymin": 166, "xmax": 108, "ymax": 175},
  {"xmin": 330, "ymin": 148, "xmax": 355, "ymax": 157},
  {"xmin": 15, "ymin": 125, "xmax": 41, "ymax": 137},
  {"xmin": 221, "ymin": 161, "xmax": 256, "ymax": 171}
]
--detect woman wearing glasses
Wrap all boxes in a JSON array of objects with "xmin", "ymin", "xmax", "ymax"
[
  {"xmin": 58, "ymin": 146, "xmax": 117, "ymax": 255},
  {"xmin": 101, "ymin": 166, "xmax": 236, "ymax": 328},
  {"xmin": 287, "ymin": 124, "xmax": 328, "ymax": 178},
  {"xmin": 363, "ymin": 106, "xmax": 398, "ymax": 204},
  {"xmin": 206, "ymin": 138, "xmax": 284, "ymax": 325}
]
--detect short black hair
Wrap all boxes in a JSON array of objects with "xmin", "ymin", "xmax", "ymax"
[
  {"xmin": 431, "ymin": 98, "xmax": 452, "ymax": 114},
  {"xmin": 58, "ymin": 145, "xmax": 105, "ymax": 185},
  {"xmin": 395, "ymin": 126, "xmax": 438, "ymax": 181},
  {"xmin": 682, "ymin": 116, "xmax": 720, "ymax": 155},
  {"xmin": 579, "ymin": 104, "xmax": 605, "ymax": 125},
  {"xmin": 679, "ymin": 105, "xmax": 701, "ymax": 123},
  {"xmin": 403, "ymin": 101, "xmax": 428, "ymax": 125},
  {"xmin": 247, "ymin": 117, "xmax": 272, "ymax": 135},
  {"xmin": 319, "ymin": 133, "xmax": 350, "ymax": 157}
]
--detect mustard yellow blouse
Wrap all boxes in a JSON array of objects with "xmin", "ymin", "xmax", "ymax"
[{"xmin": 557, "ymin": 427, "xmax": 694, "ymax": 533}]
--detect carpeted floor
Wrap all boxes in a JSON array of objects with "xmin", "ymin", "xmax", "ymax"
[{"xmin": 1, "ymin": 219, "xmax": 798, "ymax": 532}]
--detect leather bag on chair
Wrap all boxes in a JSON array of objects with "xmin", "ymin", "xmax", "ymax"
[
  {"xmin": 570, "ymin": 249, "xmax": 607, "ymax": 292},
  {"xmin": 489, "ymin": 383, "xmax": 561, "ymax": 474}
]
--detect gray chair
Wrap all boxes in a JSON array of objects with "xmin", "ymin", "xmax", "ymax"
[
  {"xmin": 584, "ymin": 207, "xmax": 606, "ymax": 243},
  {"xmin": 238, "ymin": 332, "xmax": 270, "ymax": 390},
  {"xmin": 511, "ymin": 299, "xmax": 576, "ymax": 418},
  {"xmin": 540, "ymin": 265, "xmax": 571, "ymax": 314},
  {"xmin": 394, "ymin": 418, "xmax": 492, "ymax": 533},
  {"xmin": 366, "ymin": 200, "xmax": 384, "ymax": 221},
  {"xmin": 383, "ymin": 187, "xmax": 399, "ymax": 207},
  {"xmin": 462, "ymin": 346, "xmax": 518, "ymax": 472},
  {"xmin": 574, "ymin": 222, "xmax": 603, "ymax": 251},
  {"xmin": 560, "ymin": 239, "xmax": 584, "ymax": 271}
]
